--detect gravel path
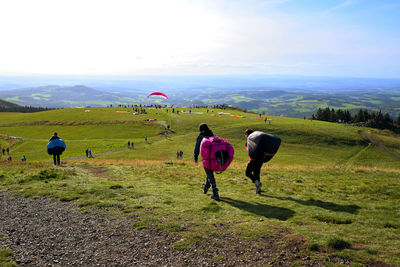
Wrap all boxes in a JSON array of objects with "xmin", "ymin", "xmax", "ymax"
[{"xmin": 0, "ymin": 192, "xmax": 349, "ymax": 266}]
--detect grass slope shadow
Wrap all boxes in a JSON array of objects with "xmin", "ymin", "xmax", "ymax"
[
  {"xmin": 222, "ymin": 197, "xmax": 295, "ymax": 221},
  {"xmin": 264, "ymin": 195, "xmax": 360, "ymax": 214}
]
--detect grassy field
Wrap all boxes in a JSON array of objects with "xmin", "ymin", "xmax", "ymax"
[{"xmin": 1, "ymin": 107, "xmax": 400, "ymax": 265}]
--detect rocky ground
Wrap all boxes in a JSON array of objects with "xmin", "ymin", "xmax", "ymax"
[{"xmin": 0, "ymin": 191, "xmax": 354, "ymax": 266}]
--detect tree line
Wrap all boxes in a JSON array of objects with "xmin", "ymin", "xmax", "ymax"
[
  {"xmin": 311, "ymin": 107, "xmax": 400, "ymax": 131},
  {"xmin": 0, "ymin": 106, "xmax": 54, "ymax": 113}
]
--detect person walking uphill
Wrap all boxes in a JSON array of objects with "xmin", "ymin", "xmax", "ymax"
[
  {"xmin": 194, "ymin": 124, "xmax": 220, "ymax": 201},
  {"xmin": 244, "ymin": 129, "xmax": 281, "ymax": 194}
]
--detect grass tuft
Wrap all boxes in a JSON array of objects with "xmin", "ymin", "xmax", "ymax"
[
  {"xmin": 367, "ymin": 249, "xmax": 379, "ymax": 255},
  {"xmin": 383, "ymin": 222, "xmax": 398, "ymax": 229},
  {"xmin": 173, "ymin": 234, "xmax": 205, "ymax": 250},
  {"xmin": 109, "ymin": 184, "xmax": 123, "ymax": 190},
  {"xmin": 308, "ymin": 243, "xmax": 320, "ymax": 251},
  {"xmin": 0, "ymin": 249, "xmax": 16, "ymax": 267},
  {"xmin": 156, "ymin": 223, "xmax": 185, "ymax": 233},
  {"xmin": 313, "ymin": 215, "xmax": 352, "ymax": 224},
  {"xmin": 327, "ymin": 237, "xmax": 352, "ymax": 250},
  {"xmin": 201, "ymin": 202, "xmax": 222, "ymax": 212}
]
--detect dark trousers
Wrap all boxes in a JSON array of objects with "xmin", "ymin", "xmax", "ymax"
[
  {"xmin": 245, "ymin": 159, "xmax": 263, "ymax": 183},
  {"xmin": 203, "ymin": 167, "xmax": 218, "ymax": 195},
  {"xmin": 53, "ymin": 154, "xmax": 60, "ymax": 165}
]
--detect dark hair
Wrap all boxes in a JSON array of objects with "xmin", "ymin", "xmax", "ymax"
[
  {"xmin": 54, "ymin": 132, "xmax": 58, "ymax": 136},
  {"xmin": 199, "ymin": 123, "xmax": 213, "ymax": 137},
  {"xmin": 245, "ymin": 128, "xmax": 254, "ymax": 136}
]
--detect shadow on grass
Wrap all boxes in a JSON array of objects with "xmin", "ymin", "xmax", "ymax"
[
  {"xmin": 222, "ymin": 197, "xmax": 295, "ymax": 221},
  {"xmin": 264, "ymin": 195, "xmax": 360, "ymax": 214}
]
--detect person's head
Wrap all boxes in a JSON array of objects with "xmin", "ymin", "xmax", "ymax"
[
  {"xmin": 54, "ymin": 132, "xmax": 58, "ymax": 136},
  {"xmin": 244, "ymin": 128, "xmax": 254, "ymax": 138},
  {"xmin": 199, "ymin": 123, "xmax": 210, "ymax": 132},
  {"xmin": 199, "ymin": 123, "xmax": 213, "ymax": 137}
]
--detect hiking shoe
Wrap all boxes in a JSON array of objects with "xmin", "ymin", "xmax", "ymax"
[
  {"xmin": 210, "ymin": 194, "xmax": 220, "ymax": 201},
  {"xmin": 256, "ymin": 182, "xmax": 262, "ymax": 194},
  {"xmin": 202, "ymin": 184, "xmax": 209, "ymax": 194}
]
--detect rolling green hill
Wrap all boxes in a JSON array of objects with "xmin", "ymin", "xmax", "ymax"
[
  {"xmin": 1, "ymin": 107, "xmax": 400, "ymax": 265},
  {"xmin": 1, "ymin": 106, "xmax": 399, "ymax": 168}
]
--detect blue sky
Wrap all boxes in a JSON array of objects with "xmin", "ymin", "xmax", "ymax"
[{"xmin": 0, "ymin": 0, "xmax": 399, "ymax": 78}]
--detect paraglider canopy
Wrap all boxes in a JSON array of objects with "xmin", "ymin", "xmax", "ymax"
[{"xmin": 147, "ymin": 92, "xmax": 168, "ymax": 100}]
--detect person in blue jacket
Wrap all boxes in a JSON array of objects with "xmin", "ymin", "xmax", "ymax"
[{"xmin": 194, "ymin": 123, "xmax": 219, "ymax": 201}]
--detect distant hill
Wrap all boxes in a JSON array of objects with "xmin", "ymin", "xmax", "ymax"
[
  {"xmin": 0, "ymin": 98, "xmax": 20, "ymax": 108},
  {"xmin": 1, "ymin": 83, "xmax": 399, "ymax": 118},
  {"xmin": 0, "ymin": 85, "xmax": 141, "ymax": 108}
]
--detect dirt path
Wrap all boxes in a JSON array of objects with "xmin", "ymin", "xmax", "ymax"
[
  {"xmin": 0, "ymin": 191, "xmax": 350, "ymax": 266},
  {"xmin": 359, "ymin": 130, "xmax": 400, "ymax": 161}
]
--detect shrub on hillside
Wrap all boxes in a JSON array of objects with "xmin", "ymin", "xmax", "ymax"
[{"xmin": 327, "ymin": 237, "xmax": 352, "ymax": 250}]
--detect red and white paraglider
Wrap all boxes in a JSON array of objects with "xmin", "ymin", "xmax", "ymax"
[{"xmin": 147, "ymin": 92, "xmax": 168, "ymax": 100}]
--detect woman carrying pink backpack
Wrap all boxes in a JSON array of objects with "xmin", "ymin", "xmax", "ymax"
[{"xmin": 194, "ymin": 123, "xmax": 234, "ymax": 201}]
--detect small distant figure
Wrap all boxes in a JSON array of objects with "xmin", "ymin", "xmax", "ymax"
[
  {"xmin": 304, "ymin": 116, "xmax": 306, "ymax": 120},
  {"xmin": 264, "ymin": 117, "xmax": 267, "ymax": 123},
  {"xmin": 6, "ymin": 148, "xmax": 9, "ymax": 155},
  {"xmin": 131, "ymin": 141, "xmax": 134, "ymax": 150},
  {"xmin": 177, "ymin": 151, "xmax": 180, "ymax": 159},
  {"xmin": 86, "ymin": 148, "xmax": 89, "ymax": 158},
  {"xmin": 2, "ymin": 148, "xmax": 5, "ymax": 155},
  {"xmin": 179, "ymin": 150, "xmax": 183, "ymax": 159},
  {"xmin": 7, "ymin": 156, "xmax": 12, "ymax": 161},
  {"xmin": 21, "ymin": 155, "xmax": 26, "ymax": 162},
  {"xmin": 172, "ymin": 108, "xmax": 175, "ymax": 113},
  {"xmin": 145, "ymin": 136, "xmax": 148, "ymax": 143},
  {"xmin": 167, "ymin": 124, "xmax": 170, "ymax": 130},
  {"xmin": 128, "ymin": 141, "xmax": 131, "ymax": 148},
  {"xmin": 259, "ymin": 113, "xmax": 261, "ymax": 118},
  {"xmin": 89, "ymin": 149, "xmax": 93, "ymax": 158},
  {"xmin": 164, "ymin": 131, "xmax": 168, "ymax": 138}
]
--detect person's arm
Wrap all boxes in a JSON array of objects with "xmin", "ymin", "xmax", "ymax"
[{"xmin": 194, "ymin": 135, "xmax": 202, "ymax": 162}]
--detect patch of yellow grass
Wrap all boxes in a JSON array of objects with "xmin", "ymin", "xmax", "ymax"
[{"xmin": 68, "ymin": 159, "xmax": 400, "ymax": 174}]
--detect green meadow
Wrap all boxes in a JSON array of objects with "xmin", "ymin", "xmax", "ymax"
[{"xmin": 1, "ymin": 107, "xmax": 400, "ymax": 265}]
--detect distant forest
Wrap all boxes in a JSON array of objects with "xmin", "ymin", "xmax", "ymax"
[
  {"xmin": 0, "ymin": 106, "xmax": 54, "ymax": 113},
  {"xmin": 312, "ymin": 107, "xmax": 400, "ymax": 132}
]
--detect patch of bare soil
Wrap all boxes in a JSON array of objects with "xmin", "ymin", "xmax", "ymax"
[
  {"xmin": 0, "ymin": 191, "xmax": 363, "ymax": 266},
  {"xmin": 80, "ymin": 165, "xmax": 116, "ymax": 179}
]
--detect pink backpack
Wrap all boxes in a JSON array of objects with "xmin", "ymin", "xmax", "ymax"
[{"xmin": 200, "ymin": 136, "xmax": 234, "ymax": 172}]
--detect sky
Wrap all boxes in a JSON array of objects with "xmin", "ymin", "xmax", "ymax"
[{"xmin": 0, "ymin": 0, "xmax": 399, "ymax": 78}]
